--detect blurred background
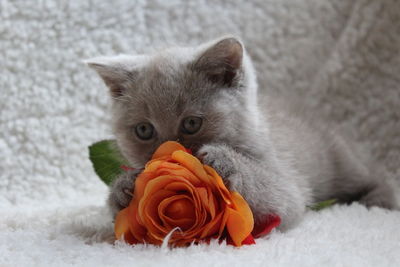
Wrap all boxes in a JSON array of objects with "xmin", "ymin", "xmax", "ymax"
[{"xmin": 1, "ymin": 0, "xmax": 399, "ymax": 208}]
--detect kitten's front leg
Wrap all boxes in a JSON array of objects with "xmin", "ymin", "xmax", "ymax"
[
  {"xmin": 108, "ymin": 169, "xmax": 142, "ymax": 217},
  {"xmin": 197, "ymin": 143, "xmax": 307, "ymax": 230}
]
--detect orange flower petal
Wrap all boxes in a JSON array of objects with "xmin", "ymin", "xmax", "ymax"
[
  {"xmin": 219, "ymin": 208, "xmax": 230, "ymax": 236},
  {"xmin": 196, "ymin": 187, "xmax": 208, "ymax": 208},
  {"xmin": 196, "ymin": 187, "xmax": 217, "ymax": 219},
  {"xmin": 200, "ymin": 211, "xmax": 224, "ymax": 239},
  {"xmin": 163, "ymin": 181, "xmax": 201, "ymax": 209},
  {"xmin": 226, "ymin": 208, "xmax": 248, "ymax": 246},
  {"xmin": 156, "ymin": 163, "xmax": 202, "ymax": 185},
  {"xmin": 171, "ymin": 150, "xmax": 209, "ymax": 183},
  {"xmin": 127, "ymin": 201, "xmax": 147, "ymax": 243},
  {"xmin": 140, "ymin": 189, "xmax": 176, "ymax": 239},
  {"xmin": 226, "ymin": 192, "xmax": 254, "ymax": 246},
  {"xmin": 161, "ymin": 182, "xmax": 208, "ymax": 235},
  {"xmin": 123, "ymin": 229, "xmax": 139, "ymax": 244},
  {"xmin": 207, "ymin": 187, "xmax": 218, "ymax": 219},
  {"xmin": 114, "ymin": 207, "xmax": 131, "ymax": 240},
  {"xmin": 163, "ymin": 196, "xmax": 196, "ymax": 220},
  {"xmin": 144, "ymin": 159, "xmax": 164, "ymax": 172},
  {"xmin": 155, "ymin": 179, "xmax": 206, "ymax": 232},
  {"xmin": 204, "ymin": 165, "xmax": 232, "ymax": 205},
  {"xmin": 140, "ymin": 175, "xmax": 177, "ymax": 202},
  {"xmin": 134, "ymin": 172, "xmax": 157, "ymax": 200},
  {"xmin": 159, "ymin": 195, "xmax": 196, "ymax": 231},
  {"xmin": 152, "ymin": 141, "xmax": 186, "ymax": 159}
]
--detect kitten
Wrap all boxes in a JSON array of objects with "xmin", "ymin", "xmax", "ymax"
[{"xmin": 86, "ymin": 37, "xmax": 398, "ymax": 230}]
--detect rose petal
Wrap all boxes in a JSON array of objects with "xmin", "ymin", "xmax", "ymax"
[
  {"xmin": 171, "ymin": 151, "xmax": 209, "ymax": 183},
  {"xmin": 162, "ymin": 181, "xmax": 208, "ymax": 235},
  {"xmin": 159, "ymin": 195, "xmax": 196, "ymax": 231},
  {"xmin": 241, "ymin": 234, "xmax": 256, "ymax": 245},
  {"xmin": 196, "ymin": 187, "xmax": 217, "ymax": 219},
  {"xmin": 162, "ymin": 186, "xmax": 208, "ymax": 239},
  {"xmin": 140, "ymin": 189, "xmax": 176, "ymax": 239},
  {"xmin": 219, "ymin": 208, "xmax": 230, "ymax": 237},
  {"xmin": 124, "ymin": 229, "xmax": 139, "ymax": 244},
  {"xmin": 158, "ymin": 161, "xmax": 185, "ymax": 170},
  {"xmin": 163, "ymin": 181, "xmax": 202, "ymax": 210},
  {"xmin": 252, "ymin": 214, "xmax": 281, "ymax": 238},
  {"xmin": 152, "ymin": 141, "xmax": 187, "ymax": 159},
  {"xmin": 140, "ymin": 175, "xmax": 198, "ymax": 217},
  {"xmin": 163, "ymin": 196, "xmax": 196, "ymax": 220},
  {"xmin": 225, "ymin": 208, "xmax": 248, "ymax": 246},
  {"xmin": 208, "ymin": 187, "xmax": 220, "ymax": 219},
  {"xmin": 143, "ymin": 175, "xmax": 194, "ymax": 196},
  {"xmin": 134, "ymin": 172, "xmax": 158, "ymax": 200},
  {"xmin": 144, "ymin": 159, "xmax": 164, "ymax": 172},
  {"xmin": 196, "ymin": 187, "xmax": 209, "ymax": 209},
  {"xmin": 199, "ymin": 211, "xmax": 224, "ymax": 239},
  {"xmin": 230, "ymin": 191, "xmax": 254, "ymax": 225},
  {"xmin": 226, "ymin": 192, "xmax": 254, "ymax": 246},
  {"xmin": 156, "ymin": 163, "xmax": 202, "ymax": 185},
  {"xmin": 140, "ymin": 182, "xmax": 199, "ymax": 240},
  {"xmin": 127, "ymin": 201, "xmax": 147, "ymax": 242},
  {"xmin": 203, "ymin": 165, "xmax": 232, "ymax": 205},
  {"xmin": 114, "ymin": 208, "xmax": 131, "ymax": 240}
]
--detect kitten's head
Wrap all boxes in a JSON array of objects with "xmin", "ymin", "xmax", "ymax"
[{"xmin": 86, "ymin": 37, "xmax": 260, "ymax": 167}]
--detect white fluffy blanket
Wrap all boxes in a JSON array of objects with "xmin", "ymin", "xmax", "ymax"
[{"xmin": 1, "ymin": 0, "xmax": 399, "ymax": 266}]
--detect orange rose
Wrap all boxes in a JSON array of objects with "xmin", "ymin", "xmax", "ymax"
[{"xmin": 114, "ymin": 141, "xmax": 254, "ymax": 247}]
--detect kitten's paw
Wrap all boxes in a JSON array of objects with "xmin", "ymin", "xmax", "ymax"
[
  {"xmin": 359, "ymin": 183, "xmax": 399, "ymax": 210},
  {"xmin": 196, "ymin": 144, "xmax": 236, "ymax": 180},
  {"xmin": 108, "ymin": 169, "xmax": 142, "ymax": 217}
]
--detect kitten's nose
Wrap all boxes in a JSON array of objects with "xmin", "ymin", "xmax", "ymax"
[{"xmin": 176, "ymin": 135, "xmax": 187, "ymax": 143}]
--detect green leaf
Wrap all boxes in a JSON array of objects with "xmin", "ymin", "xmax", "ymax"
[
  {"xmin": 88, "ymin": 140, "xmax": 130, "ymax": 186},
  {"xmin": 308, "ymin": 199, "xmax": 337, "ymax": 211}
]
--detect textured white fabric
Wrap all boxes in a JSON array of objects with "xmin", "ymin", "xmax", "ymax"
[{"xmin": 1, "ymin": 0, "xmax": 399, "ymax": 266}]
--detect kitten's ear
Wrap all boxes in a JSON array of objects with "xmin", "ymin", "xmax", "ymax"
[
  {"xmin": 193, "ymin": 37, "xmax": 243, "ymax": 86},
  {"xmin": 85, "ymin": 56, "xmax": 136, "ymax": 97}
]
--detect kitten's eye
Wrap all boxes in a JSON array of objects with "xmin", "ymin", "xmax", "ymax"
[
  {"xmin": 135, "ymin": 122, "xmax": 154, "ymax": 140},
  {"xmin": 181, "ymin": 116, "xmax": 203, "ymax": 135}
]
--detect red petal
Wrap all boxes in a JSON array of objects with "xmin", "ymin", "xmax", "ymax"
[
  {"xmin": 252, "ymin": 214, "xmax": 281, "ymax": 238},
  {"xmin": 241, "ymin": 234, "xmax": 256, "ymax": 245},
  {"xmin": 226, "ymin": 234, "xmax": 233, "ymax": 246},
  {"xmin": 225, "ymin": 233, "xmax": 256, "ymax": 246},
  {"xmin": 185, "ymin": 148, "xmax": 193, "ymax": 154},
  {"xmin": 121, "ymin": 165, "xmax": 136, "ymax": 171}
]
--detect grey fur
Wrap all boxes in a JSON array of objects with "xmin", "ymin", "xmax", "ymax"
[
  {"xmin": 107, "ymin": 169, "xmax": 141, "ymax": 214},
  {"xmin": 87, "ymin": 37, "xmax": 398, "ymax": 229}
]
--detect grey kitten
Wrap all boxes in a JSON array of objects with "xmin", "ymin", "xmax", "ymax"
[{"xmin": 86, "ymin": 37, "xmax": 398, "ymax": 231}]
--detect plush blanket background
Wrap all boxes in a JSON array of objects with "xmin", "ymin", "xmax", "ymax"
[{"xmin": 1, "ymin": 0, "xmax": 399, "ymax": 266}]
